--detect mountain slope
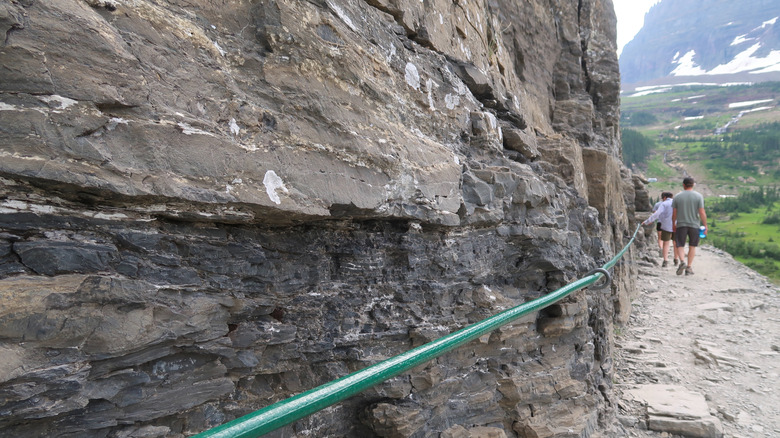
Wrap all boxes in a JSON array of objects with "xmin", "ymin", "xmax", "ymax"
[{"xmin": 620, "ymin": 0, "xmax": 780, "ymax": 90}]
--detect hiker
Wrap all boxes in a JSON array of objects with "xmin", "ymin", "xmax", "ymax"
[
  {"xmin": 643, "ymin": 192, "xmax": 676, "ymax": 267},
  {"xmin": 650, "ymin": 198, "xmax": 664, "ymax": 252},
  {"xmin": 672, "ymin": 177, "xmax": 708, "ymax": 276}
]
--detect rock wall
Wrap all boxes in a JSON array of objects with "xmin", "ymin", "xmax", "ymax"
[{"xmin": 0, "ymin": 0, "xmax": 638, "ymax": 437}]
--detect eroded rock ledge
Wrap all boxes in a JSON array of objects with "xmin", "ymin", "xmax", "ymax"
[{"xmin": 0, "ymin": 0, "xmax": 641, "ymax": 437}]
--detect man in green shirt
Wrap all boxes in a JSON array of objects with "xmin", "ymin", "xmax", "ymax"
[{"xmin": 672, "ymin": 177, "xmax": 708, "ymax": 275}]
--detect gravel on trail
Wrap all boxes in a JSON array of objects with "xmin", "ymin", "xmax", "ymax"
[{"xmin": 610, "ymin": 244, "xmax": 779, "ymax": 438}]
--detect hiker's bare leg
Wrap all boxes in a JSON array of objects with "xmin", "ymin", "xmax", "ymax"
[
  {"xmin": 687, "ymin": 246, "xmax": 696, "ymax": 268},
  {"xmin": 661, "ymin": 240, "xmax": 670, "ymax": 261},
  {"xmin": 677, "ymin": 245, "xmax": 686, "ymax": 263}
]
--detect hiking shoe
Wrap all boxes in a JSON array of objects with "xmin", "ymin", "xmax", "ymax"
[
  {"xmin": 685, "ymin": 266, "xmax": 694, "ymax": 275},
  {"xmin": 676, "ymin": 263, "xmax": 687, "ymax": 276},
  {"xmin": 673, "ymin": 259, "xmax": 679, "ymax": 266},
  {"xmin": 662, "ymin": 260, "xmax": 669, "ymax": 268}
]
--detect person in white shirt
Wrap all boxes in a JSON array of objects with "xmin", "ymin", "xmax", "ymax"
[
  {"xmin": 642, "ymin": 192, "xmax": 677, "ymax": 267},
  {"xmin": 650, "ymin": 199, "xmax": 664, "ymax": 253}
]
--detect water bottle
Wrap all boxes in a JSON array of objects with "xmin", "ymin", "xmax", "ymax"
[{"xmin": 699, "ymin": 226, "xmax": 706, "ymax": 238}]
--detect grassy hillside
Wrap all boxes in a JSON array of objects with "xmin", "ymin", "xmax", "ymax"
[
  {"xmin": 709, "ymin": 201, "xmax": 780, "ymax": 283},
  {"xmin": 622, "ymin": 82, "xmax": 780, "ymax": 195},
  {"xmin": 621, "ymin": 82, "xmax": 780, "ymax": 283}
]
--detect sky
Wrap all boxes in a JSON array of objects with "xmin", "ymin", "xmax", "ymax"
[{"xmin": 613, "ymin": 0, "xmax": 661, "ymax": 55}]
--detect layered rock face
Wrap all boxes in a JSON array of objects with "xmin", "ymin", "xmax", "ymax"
[{"xmin": 0, "ymin": 0, "xmax": 636, "ymax": 437}]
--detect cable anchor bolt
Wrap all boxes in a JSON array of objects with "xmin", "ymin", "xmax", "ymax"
[{"xmin": 585, "ymin": 268, "xmax": 611, "ymax": 290}]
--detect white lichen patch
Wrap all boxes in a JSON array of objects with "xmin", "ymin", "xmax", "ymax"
[
  {"xmin": 326, "ymin": 1, "xmax": 357, "ymax": 32},
  {"xmin": 0, "ymin": 200, "xmax": 30, "ymax": 213},
  {"xmin": 263, "ymin": 170, "xmax": 288, "ymax": 205},
  {"xmin": 152, "ymin": 357, "xmax": 196, "ymax": 377},
  {"xmin": 0, "ymin": 151, "xmax": 46, "ymax": 161},
  {"xmin": 92, "ymin": 212, "xmax": 130, "ymax": 220},
  {"xmin": 225, "ymin": 177, "xmax": 243, "ymax": 194},
  {"xmin": 459, "ymin": 41, "xmax": 472, "ymax": 60},
  {"xmin": 426, "ymin": 78, "xmax": 436, "ymax": 111},
  {"xmin": 405, "ymin": 62, "xmax": 420, "ymax": 90},
  {"xmin": 229, "ymin": 118, "xmax": 240, "ymax": 136},
  {"xmin": 30, "ymin": 204, "xmax": 57, "ymax": 215},
  {"xmin": 107, "ymin": 118, "xmax": 129, "ymax": 131},
  {"xmin": 386, "ymin": 44, "xmax": 397, "ymax": 64},
  {"xmin": 1, "ymin": 199, "xmax": 130, "ymax": 221},
  {"xmin": 236, "ymin": 143, "xmax": 260, "ymax": 152},
  {"xmin": 85, "ymin": 0, "xmax": 118, "ymax": 9},
  {"xmin": 38, "ymin": 95, "xmax": 79, "ymax": 110},
  {"xmin": 445, "ymin": 93, "xmax": 460, "ymax": 110},
  {"xmin": 213, "ymin": 41, "xmax": 226, "ymax": 57},
  {"xmin": 177, "ymin": 122, "xmax": 216, "ymax": 137}
]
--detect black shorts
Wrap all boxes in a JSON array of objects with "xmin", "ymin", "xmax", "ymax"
[
  {"xmin": 656, "ymin": 222, "xmax": 662, "ymax": 232},
  {"xmin": 675, "ymin": 227, "xmax": 701, "ymax": 248}
]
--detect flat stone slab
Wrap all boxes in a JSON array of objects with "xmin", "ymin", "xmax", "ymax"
[
  {"xmin": 628, "ymin": 384, "xmax": 723, "ymax": 438},
  {"xmin": 694, "ymin": 340, "xmax": 740, "ymax": 366},
  {"xmin": 696, "ymin": 302, "xmax": 732, "ymax": 311}
]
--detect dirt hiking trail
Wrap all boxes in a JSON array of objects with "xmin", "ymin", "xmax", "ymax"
[{"xmin": 612, "ymin": 244, "xmax": 779, "ymax": 438}]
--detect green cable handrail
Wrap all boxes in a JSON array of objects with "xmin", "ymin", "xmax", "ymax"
[{"xmin": 195, "ymin": 224, "xmax": 642, "ymax": 438}]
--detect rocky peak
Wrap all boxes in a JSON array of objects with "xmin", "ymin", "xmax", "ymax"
[{"xmin": 620, "ymin": 0, "xmax": 780, "ymax": 89}]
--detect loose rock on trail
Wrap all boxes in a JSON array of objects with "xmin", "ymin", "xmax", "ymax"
[{"xmin": 612, "ymin": 245, "xmax": 779, "ymax": 438}]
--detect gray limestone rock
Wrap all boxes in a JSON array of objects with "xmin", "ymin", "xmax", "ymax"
[
  {"xmin": 0, "ymin": 0, "xmax": 634, "ymax": 437},
  {"xmin": 13, "ymin": 241, "xmax": 119, "ymax": 276},
  {"xmin": 628, "ymin": 385, "xmax": 724, "ymax": 438}
]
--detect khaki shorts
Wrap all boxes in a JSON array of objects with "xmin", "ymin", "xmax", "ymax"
[{"xmin": 660, "ymin": 230, "xmax": 673, "ymax": 241}]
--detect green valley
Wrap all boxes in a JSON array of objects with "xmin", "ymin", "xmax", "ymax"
[{"xmin": 620, "ymin": 82, "xmax": 780, "ymax": 283}]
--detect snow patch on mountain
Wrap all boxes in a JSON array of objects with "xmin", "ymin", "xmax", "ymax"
[
  {"xmin": 629, "ymin": 87, "xmax": 673, "ymax": 97},
  {"xmin": 620, "ymin": 0, "xmax": 780, "ymax": 86},
  {"xmin": 670, "ymin": 42, "xmax": 780, "ymax": 77},
  {"xmin": 760, "ymin": 17, "xmax": 778, "ymax": 28},
  {"xmin": 670, "ymin": 50, "xmax": 707, "ymax": 76},
  {"xmin": 730, "ymin": 34, "xmax": 754, "ymax": 46},
  {"xmin": 623, "ymin": 82, "xmax": 752, "ymax": 97},
  {"xmin": 750, "ymin": 60, "xmax": 780, "ymax": 74},
  {"xmin": 731, "ymin": 17, "xmax": 778, "ymax": 46},
  {"xmin": 711, "ymin": 43, "xmax": 780, "ymax": 74},
  {"xmin": 728, "ymin": 99, "xmax": 773, "ymax": 108}
]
